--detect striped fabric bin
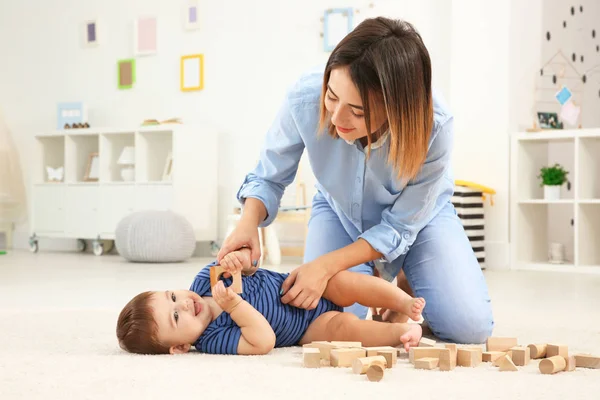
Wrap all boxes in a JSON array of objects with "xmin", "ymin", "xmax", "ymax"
[{"xmin": 452, "ymin": 185, "xmax": 486, "ymax": 269}]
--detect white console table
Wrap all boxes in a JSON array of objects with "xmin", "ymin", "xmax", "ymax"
[{"xmin": 30, "ymin": 125, "xmax": 217, "ymax": 255}]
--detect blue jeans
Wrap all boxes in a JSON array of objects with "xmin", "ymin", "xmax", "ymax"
[{"xmin": 303, "ymin": 192, "xmax": 494, "ymax": 344}]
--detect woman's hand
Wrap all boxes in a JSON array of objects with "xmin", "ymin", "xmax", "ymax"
[
  {"xmin": 217, "ymin": 220, "xmax": 261, "ymax": 275},
  {"xmin": 280, "ymin": 260, "xmax": 334, "ymax": 310}
]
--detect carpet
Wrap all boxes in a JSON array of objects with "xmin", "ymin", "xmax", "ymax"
[{"xmin": 1, "ymin": 308, "xmax": 598, "ymax": 400}]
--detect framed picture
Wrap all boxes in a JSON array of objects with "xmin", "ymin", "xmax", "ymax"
[
  {"xmin": 183, "ymin": 1, "xmax": 200, "ymax": 31},
  {"xmin": 57, "ymin": 102, "xmax": 87, "ymax": 130},
  {"xmin": 117, "ymin": 59, "xmax": 136, "ymax": 90},
  {"xmin": 537, "ymin": 112, "xmax": 563, "ymax": 130},
  {"xmin": 83, "ymin": 20, "xmax": 99, "ymax": 47},
  {"xmin": 162, "ymin": 152, "xmax": 173, "ymax": 181},
  {"xmin": 323, "ymin": 8, "xmax": 354, "ymax": 52},
  {"xmin": 134, "ymin": 16, "xmax": 157, "ymax": 56},
  {"xmin": 180, "ymin": 54, "xmax": 204, "ymax": 91},
  {"xmin": 84, "ymin": 152, "xmax": 100, "ymax": 182}
]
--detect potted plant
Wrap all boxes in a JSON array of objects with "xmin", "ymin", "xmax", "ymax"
[{"xmin": 538, "ymin": 163, "xmax": 569, "ymax": 200}]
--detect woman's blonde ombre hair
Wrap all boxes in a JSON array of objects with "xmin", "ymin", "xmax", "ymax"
[{"xmin": 319, "ymin": 17, "xmax": 433, "ymax": 182}]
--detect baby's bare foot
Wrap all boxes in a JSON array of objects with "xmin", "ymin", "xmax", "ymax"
[
  {"xmin": 399, "ymin": 324, "xmax": 423, "ymax": 352},
  {"xmin": 405, "ymin": 297, "xmax": 425, "ymax": 321}
]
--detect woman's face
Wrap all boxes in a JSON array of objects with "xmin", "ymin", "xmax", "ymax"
[{"xmin": 324, "ymin": 66, "xmax": 387, "ymax": 142}]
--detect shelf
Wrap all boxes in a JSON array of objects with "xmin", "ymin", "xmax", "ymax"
[
  {"xmin": 65, "ymin": 134, "xmax": 99, "ymax": 183},
  {"xmin": 514, "ymin": 203, "xmax": 574, "ymax": 265},
  {"xmin": 579, "ymin": 137, "xmax": 600, "ymax": 199},
  {"xmin": 513, "ymin": 263, "xmax": 600, "ymax": 275},
  {"xmin": 578, "ymin": 203, "xmax": 600, "ymax": 266},
  {"xmin": 579, "ymin": 199, "xmax": 600, "ymax": 204},
  {"xmin": 518, "ymin": 199, "xmax": 574, "ymax": 204},
  {"xmin": 99, "ymin": 132, "xmax": 135, "ymax": 183},
  {"xmin": 514, "ymin": 128, "xmax": 600, "ymax": 141},
  {"xmin": 136, "ymin": 130, "xmax": 173, "ymax": 182},
  {"xmin": 36, "ymin": 136, "xmax": 65, "ymax": 183}
]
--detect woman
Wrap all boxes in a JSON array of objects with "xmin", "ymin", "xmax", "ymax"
[{"xmin": 217, "ymin": 17, "xmax": 493, "ymax": 344}]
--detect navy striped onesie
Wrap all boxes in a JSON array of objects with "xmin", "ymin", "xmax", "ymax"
[{"xmin": 189, "ymin": 264, "xmax": 342, "ymax": 354}]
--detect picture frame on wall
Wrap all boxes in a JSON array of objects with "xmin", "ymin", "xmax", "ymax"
[
  {"xmin": 134, "ymin": 16, "xmax": 157, "ymax": 56},
  {"xmin": 57, "ymin": 102, "xmax": 87, "ymax": 130},
  {"xmin": 180, "ymin": 54, "xmax": 204, "ymax": 91},
  {"xmin": 183, "ymin": 1, "xmax": 201, "ymax": 31},
  {"xmin": 117, "ymin": 59, "xmax": 136, "ymax": 90},
  {"xmin": 83, "ymin": 19, "xmax": 99, "ymax": 48},
  {"xmin": 84, "ymin": 152, "xmax": 100, "ymax": 182},
  {"xmin": 323, "ymin": 8, "xmax": 354, "ymax": 52}
]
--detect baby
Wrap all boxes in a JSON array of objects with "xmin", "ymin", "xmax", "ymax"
[{"xmin": 117, "ymin": 248, "xmax": 425, "ymax": 355}]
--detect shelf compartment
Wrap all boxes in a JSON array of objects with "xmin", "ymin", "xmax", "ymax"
[
  {"xmin": 515, "ymin": 138, "xmax": 574, "ymax": 201},
  {"xmin": 515, "ymin": 203, "xmax": 574, "ymax": 265},
  {"xmin": 100, "ymin": 132, "xmax": 135, "ymax": 182},
  {"xmin": 578, "ymin": 137, "xmax": 600, "ymax": 200},
  {"xmin": 65, "ymin": 134, "xmax": 100, "ymax": 183},
  {"xmin": 578, "ymin": 203, "xmax": 600, "ymax": 266},
  {"xmin": 36, "ymin": 136, "xmax": 65, "ymax": 183},
  {"xmin": 136, "ymin": 130, "xmax": 173, "ymax": 182}
]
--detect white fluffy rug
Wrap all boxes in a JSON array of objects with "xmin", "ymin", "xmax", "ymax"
[{"xmin": 1, "ymin": 306, "xmax": 598, "ymax": 400}]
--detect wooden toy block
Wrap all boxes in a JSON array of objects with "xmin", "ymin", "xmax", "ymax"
[
  {"xmin": 418, "ymin": 337, "xmax": 436, "ymax": 347},
  {"xmin": 457, "ymin": 348, "xmax": 482, "ymax": 367},
  {"xmin": 367, "ymin": 364, "xmax": 385, "ymax": 382},
  {"xmin": 565, "ymin": 355, "xmax": 577, "ymax": 372},
  {"xmin": 439, "ymin": 348, "xmax": 455, "ymax": 371},
  {"xmin": 362, "ymin": 346, "xmax": 396, "ymax": 357},
  {"xmin": 210, "ymin": 266, "xmax": 243, "ymax": 293},
  {"xmin": 492, "ymin": 352, "xmax": 513, "ymax": 367},
  {"xmin": 445, "ymin": 344, "xmax": 458, "ymax": 365},
  {"xmin": 540, "ymin": 355, "xmax": 566, "ymax": 375},
  {"xmin": 497, "ymin": 355, "xmax": 518, "ymax": 372},
  {"xmin": 546, "ymin": 344, "xmax": 568, "ymax": 359},
  {"xmin": 574, "ymin": 354, "xmax": 600, "ymax": 369},
  {"xmin": 330, "ymin": 341, "xmax": 362, "ymax": 348},
  {"xmin": 409, "ymin": 347, "xmax": 443, "ymax": 364},
  {"xmin": 352, "ymin": 356, "xmax": 387, "ymax": 374},
  {"xmin": 527, "ymin": 343, "xmax": 547, "ymax": 359},
  {"xmin": 415, "ymin": 357, "xmax": 439, "ymax": 370},
  {"xmin": 330, "ymin": 348, "xmax": 367, "ymax": 367},
  {"xmin": 483, "ymin": 351, "xmax": 505, "ymax": 363},
  {"xmin": 510, "ymin": 346, "xmax": 530, "ymax": 366},
  {"xmin": 304, "ymin": 342, "xmax": 338, "ymax": 361},
  {"xmin": 303, "ymin": 348, "xmax": 321, "ymax": 368},
  {"xmin": 372, "ymin": 314, "xmax": 383, "ymax": 322},
  {"xmin": 486, "ymin": 337, "xmax": 518, "ymax": 352},
  {"xmin": 376, "ymin": 350, "xmax": 397, "ymax": 368}
]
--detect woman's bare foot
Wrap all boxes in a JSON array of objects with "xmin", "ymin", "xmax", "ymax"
[{"xmin": 399, "ymin": 324, "xmax": 423, "ymax": 352}]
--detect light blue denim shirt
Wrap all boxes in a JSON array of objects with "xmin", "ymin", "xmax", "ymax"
[{"xmin": 237, "ymin": 66, "xmax": 455, "ymax": 264}]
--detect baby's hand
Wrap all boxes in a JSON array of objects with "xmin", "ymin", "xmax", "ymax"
[
  {"xmin": 212, "ymin": 281, "xmax": 242, "ymax": 313},
  {"xmin": 220, "ymin": 248, "xmax": 252, "ymax": 277}
]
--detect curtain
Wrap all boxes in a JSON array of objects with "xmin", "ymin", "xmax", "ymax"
[{"xmin": 0, "ymin": 110, "xmax": 27, "ymax": 224}]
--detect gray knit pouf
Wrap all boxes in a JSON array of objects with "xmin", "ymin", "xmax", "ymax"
[{"xmin": 115, "ymin": 210, "xmax": 196, "ymax": 263}]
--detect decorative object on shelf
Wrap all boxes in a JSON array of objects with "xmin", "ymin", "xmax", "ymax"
[
  {"xmin": 162, "ymin": 151, "xmax": 173, "ymax": 181},
  {"xmin": 57, "ymin": 102, "xmax": 88, "ymax": 130},
  {"xmin": 538, "ymin": 163, "xmax": 569, "ymax": 201},
  {"xmin": 322, "ymin": 8, "xmax": 354, "ymax": 52},
  {"xmin": 134, "ymin": 16, "xmax": 157, "ymax": 56},
  {"xmin": 180, "ymin": 54, "xmax": 204, "ymax": 91},
  {"xmin": 548, "ymin": 242, "xmax": 566, "ymax": 264},
  {"xmin": 63, "ymin": 122, "xmax": 91, "ymax": 129},
  {"xmin": 46, "ymin": 166, "xmax": 64, "ymax": 182},
  {"xmin": 118, "ymin": 59, "xmax": 136, "ymax": 90},
  {"xmin": 183, "ymin": 0, "xmax": 200, "ymax": 31},
  {"xmin": 83, "ymin": 19, "xmax": 99, "ymax": 48},
  {"xmin": 117, "ymin": 146, "xmax": 135, "ymax": 182},
  {"xmin": 84, "ymin": 152, "xmax": 100, "ymax": 182},
  {"xmin": 141, "ymin": 117, "xmax": 182, "ymax": 126},
  {"xmin": 536, "ymin": 112, "xmax": 563, "ymax": 130}
]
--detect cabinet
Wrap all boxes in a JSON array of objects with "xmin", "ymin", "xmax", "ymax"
[{"xmin": 30, "ymin": 125, "xmax": 217, "ymax": 255}]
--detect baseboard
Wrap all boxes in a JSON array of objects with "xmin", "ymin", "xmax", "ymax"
[{"xmin": 483, "ymin": 240, "xmax": 510, "ymax": 270}]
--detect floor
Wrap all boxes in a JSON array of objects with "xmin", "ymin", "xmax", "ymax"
[{"xmin": 1, "ymin": 250, "xmax": 599, "ymax": 399}]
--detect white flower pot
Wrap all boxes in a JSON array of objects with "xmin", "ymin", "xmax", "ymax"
[{"xmin": 544, "ymin": 185, "xmax": 561, "ymax": 201}]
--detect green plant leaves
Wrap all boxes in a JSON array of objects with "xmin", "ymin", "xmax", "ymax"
[{"xmin": 538, "ymin": 163, "xmax": 569, "ymax": 186}]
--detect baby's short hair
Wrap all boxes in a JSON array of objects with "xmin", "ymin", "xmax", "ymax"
[{"xmin": 116, "ymin": 291, "xmax": 170, "ymax": 354}]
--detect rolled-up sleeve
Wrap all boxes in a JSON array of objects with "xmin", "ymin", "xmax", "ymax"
[
  {"xmin": 236, "ymin": 93, "xmax": 305, "ymax": 227},
  {"xmin": 359, "ymin": 117, "xmax": 455, "ymax": 262}
]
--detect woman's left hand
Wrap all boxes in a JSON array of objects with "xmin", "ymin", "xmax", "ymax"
[{"xmin": 280, "ymin": 260, "xmax": 333, "ymax": 310}]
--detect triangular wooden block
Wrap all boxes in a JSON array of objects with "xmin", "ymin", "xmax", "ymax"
[{"xmin": 498, "ymin": 355, "xmax": 518, "ymax": 371}]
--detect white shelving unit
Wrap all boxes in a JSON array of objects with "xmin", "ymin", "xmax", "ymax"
[
  {"xmin": 510, "ymin": 128, "xmax": 600, "ymax": 273},
  {"xmin": 30, "ymin": 125, "xmax": 218, "ymax": 255}
]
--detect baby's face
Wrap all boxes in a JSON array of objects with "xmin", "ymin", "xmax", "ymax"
[{"xmin": 150, "ymin": 290, "xmax": 212, "ymax": 353}]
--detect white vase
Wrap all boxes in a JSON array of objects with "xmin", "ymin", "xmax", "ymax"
[
  {"xmin": 120, "ymin": 166, "xmax": 135, "ymax": 182},
  {"xmin": 548, "ymin": 242, "xmax": 565, "ymax": 264},
  {"xmin": 544, "ymin": 185, "xmax": 560, "ymax": 201}
]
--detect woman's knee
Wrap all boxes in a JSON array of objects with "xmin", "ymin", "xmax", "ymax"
[{"xmin": 427, "ymin": 303, "xmax": 494, "ymax": 344}]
